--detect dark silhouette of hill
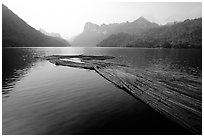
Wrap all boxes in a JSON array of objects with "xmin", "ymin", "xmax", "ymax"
[
  {"xmin": 2, "ymin": 4, "xmax": 70, "ymax": 47},
  {"xmin": 71, "ymin": 17, "xmax": 159, "ymax": 47},
  {"xmin": 97, "ymin": 18, "xmax": 202, "ymax": 48}
]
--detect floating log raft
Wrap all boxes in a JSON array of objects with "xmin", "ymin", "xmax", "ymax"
[{"xmin": 43, "ymin": 55, "xmax": 202, "ymax": 134}]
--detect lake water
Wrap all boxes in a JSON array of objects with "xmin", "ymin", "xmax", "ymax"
[{"xmin": 2, "ymin": 47, "xmax": 201, "ymax": 135}]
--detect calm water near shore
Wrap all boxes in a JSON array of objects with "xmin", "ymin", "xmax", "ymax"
[{"xmin": 2, "ymin": 47, "xmax": 201, "ymax": 135}]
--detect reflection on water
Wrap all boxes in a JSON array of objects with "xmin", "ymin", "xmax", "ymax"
[
  {"xmin": 3, "ymin": 47, "xmax": 201, "ymax": 135},
  {"xmin": 3, "ymin": 48, "xmax": 38, "ymax": 99},
  {"xmin": 82, "ymin": 48, "xmax": 202, "ymax": 75}
]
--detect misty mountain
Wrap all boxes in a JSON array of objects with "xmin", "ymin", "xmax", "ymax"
[
  {"xmin": 71, "ymin": 17, "xmax": 159, "ymax": 47},
  {"xmin": 97, "ymin": 33, "xmax": 135, "ymax": 47},
  {"xmin": 39, "ymin": 28, "xmax": 62, "ymax": 39},
  {"xmin": 97, "ymin": 18, "xmax": 202, "ymax": 48},
  {"xmin": 2, "ymin": 4, "xmax": 70, "ymax": 47}
]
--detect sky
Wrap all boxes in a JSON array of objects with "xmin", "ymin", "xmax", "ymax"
[{"xmin": 2, "ymin": 0, "xmax": 202, "ymax": 39}]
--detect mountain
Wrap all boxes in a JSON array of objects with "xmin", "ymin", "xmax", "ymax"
[
  {"xmin": 39, "ymin": 28, "xmax": 62, "ymax": 38},
  {"xmin": 2, "ymin": 4, "xmax": 70, "ymax": 47},
  {"xmin": 97, "ymin": 33, "xmax": 135, "ymax": 47},
  {"xmin": 71, "ymin": 17, "xmax": 159, "ymax": 47},
  {"xmin": 97, "ymin": 18, "xmax": 202, "ymax": 48}
]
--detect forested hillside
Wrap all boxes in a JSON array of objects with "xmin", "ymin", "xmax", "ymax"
[{"xmin": 98, "ymin": 18, "xmax": 202, "ymax": 48}]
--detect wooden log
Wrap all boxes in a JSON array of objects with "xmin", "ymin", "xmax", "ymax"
[
  {"xmin": 95, "ymin": 67, "xmax": 201, "ymax": 134},
  {"xmin": 44, "ymin": 55, "xmax": 202, "ymax": 134}
]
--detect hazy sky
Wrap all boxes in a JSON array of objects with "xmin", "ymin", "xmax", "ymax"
[{"xmin": 2, "ymin": 0, "xmax": 202, "ymax": 39}]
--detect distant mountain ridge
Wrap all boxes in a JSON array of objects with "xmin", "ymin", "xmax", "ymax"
[
  {"xmin": 2, "ymin": 4, "xmax": 70, "ymax": 47},
  {"xmin": 97, "ymin": 18, "xmax": 202, "ymax": 48},
  {"xmin": 39, "ymin": 28, "xmax": 62, "ymax": 39},
  {"xmin": 71, "ymin": 17, "xmax": 159, "ymax": 47}
]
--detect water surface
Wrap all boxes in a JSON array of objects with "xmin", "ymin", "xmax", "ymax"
[{"xmin": 3, "ymin": 47, "xmax": 201, "ymax": 135}]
